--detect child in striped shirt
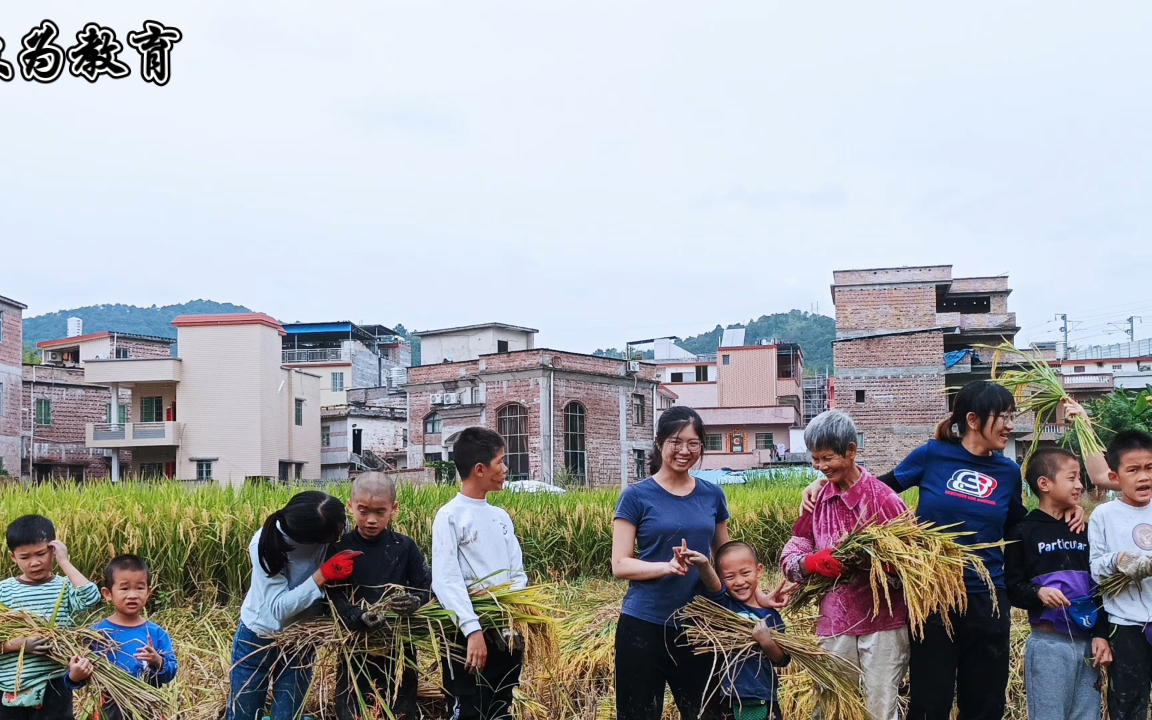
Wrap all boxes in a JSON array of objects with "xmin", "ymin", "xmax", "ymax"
[{"xmin": 0, "ymin": 515, "xmax": 99, "ymax": 720}]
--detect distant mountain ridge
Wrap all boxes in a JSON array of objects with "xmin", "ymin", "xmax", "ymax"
[{"xmin": 22, "ymin": 300, "xmax": 254, "ymax": 347}]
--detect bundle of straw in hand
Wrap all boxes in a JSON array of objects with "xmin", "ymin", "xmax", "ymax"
[
  {"xmin": 0, "ymin": 606, "xmax": 166, "ymax": 720},
  {"xmin": 788, "ymin": 512, "xmax": 1000, "ymax": 637},
  {"xmin": 677, "ymin": 596, "xmax": 868, "ymax": 720}
]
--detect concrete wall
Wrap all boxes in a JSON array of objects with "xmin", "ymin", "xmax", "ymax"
[
  {"xmin": 306, "ymin": 362, "xmax": 352, "ymax": 407},
  {"xmin": 351, "ymin": 341, "xmax": 381, "ymax": 391},
  {"xmin": 419, "ymin": 328, "xmax": 535, "ymax": 365}
]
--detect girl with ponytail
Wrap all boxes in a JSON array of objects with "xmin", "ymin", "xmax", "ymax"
[{"xmin": 226, "ymin": 491, "xmax": 358, "ymax": 720}]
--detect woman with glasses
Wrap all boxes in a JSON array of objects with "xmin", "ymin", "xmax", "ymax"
[{"xmin": 611, "ymin": 405, "xmax": 781, "ymax": 720}]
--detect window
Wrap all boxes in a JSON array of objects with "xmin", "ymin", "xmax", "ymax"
[
  {"xmin": 632, "ymin": 394, "xmax": 645, "ymax": 425},
  {"xmin": 856, "ymin": 432, "xmax": 866, "ymax": 451},
  {"xmin": 114, "ymin": 347, "xmax": 130, "ymax": 359},
  {"xmin": 670, "ymin": 372, "xmax": 684, "ymax": 383},
  {"xmin": 423, "ymin": 412, "xmax": 442, "ymax": 435},
  {"xmin": 722, "ymin": 355, "xmax": 730, "ymax": 366},
  {"xmin": 695, "ymin": 366, "xmax": 710, "ymax": 382},
  {"xmin": 497, "ymin": 404, "xmax": 530, "ymax": 480},
  {"xmin": 321, "ymin": 425, "xmax": 331, "ymax": 447},
  {"xmin": 139, "ymin": 463, "xmax": 164, "ymax": 478},
  {"xmin": 755, "ymin": 432, "xmax": 774, "ymax": 450},
  {"xmin": 1113, "ymin": 364, "xmax": 1124, "ymax": 370},
  {"xmin": 497, "ymin": 340, "xmax": 509, "ymax": 353},
  {"xmin": 0, "ymin": 311, "xmax": 3, "ymax": 343},
  {"xmin": 1073, "ymin": 366, "xmax": 1085, "ymax": 373},
  {"xmin": 35, "ymin": 398, "xmax": 51, "ymax": 426},
  {"xmin": 731, "ymin": 432, "xmax": 745, "ymax": 453},
  {"xmin": 855, "ymin": 390, "xmax": 866, "ymax": 404},
  {"xmin": 563, "ymin": 402, "xmax": 587, "ymax": 480},
  {"xmin": 141, "ymin": 396, "xmax": 164, "ymax": 423},
  {"xmin": 424, "ymin": 452, "xmax": 442, "ymax": 464},
  {"xmin": 402, "ymin": 429, "xmax": 408, "ymax": 448},
  {"xmin": 196, "ymin": 461, "xmax": 213, "ymax": 481},
  {"xmin": 294, "ymin": 399, "xmax": 304, "ymax": 426},
  {"xmin": 705, "ymin": 434, "xmax": 722, "ymax": 451},
  {"xmin": 106, "ymin": 404, "xmax": 128, "ymax": 424},
  {"xmin": 634, "ymin": 449, "xmax": 647, "ymax": 481},
  {"xmin": 331, "ymin": 372, "xmax": 345, "ymax": 392},
  {"xmin": 0, "ymin": 383, "xmax": 3, "ymax": 415}
]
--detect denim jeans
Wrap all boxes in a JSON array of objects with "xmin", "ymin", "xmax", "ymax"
[{"xmin": 225, "ymin": 622, "xmax": 315, "ymax": 720}]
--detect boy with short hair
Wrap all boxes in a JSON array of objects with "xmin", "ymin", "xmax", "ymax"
[
  {"xmin": 1005, "ymin": 447, "xmax": 1111, "ymax": 720},
  {"xmin": 328, "ymin": 472, "xmax": 431, "ymax": 720},
  {"xmin": 683, "ymin": 541, "xmax": 789, "ymax": 720},
  {"xmin": 432, "ymin": 427, "xmax": 528, "ymax": 720},
  {"xmin": 0, "ymin": 515, "xmax": 98, "ymax": 720},
  {"xmin": 91, "ymin": 555, "xmax": 178, "ymax": 720},
  {"xmin": 1089, "ymin": 429, "xmax": 1152, "ymax": 720}
]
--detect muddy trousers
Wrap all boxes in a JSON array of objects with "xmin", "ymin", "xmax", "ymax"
[
  {"xmin": 1107, "ymin": 624, "xmax": 1152, "ymax": 720},
  {"xmin": 907, "ymin": 588, "xmax": 1011, "ymax": 720}
]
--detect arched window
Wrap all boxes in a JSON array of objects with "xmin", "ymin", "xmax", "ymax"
[
  {"xmin": 563, "ymin": 402, "xmax": 586, "ymax": 481},
  {"xmin": 497, "ymin": 404, "xmax": 529, "ymax": 480},
  {"xmin": 423, "ymin": 412, "xmax": 442, "ymax": 435}
]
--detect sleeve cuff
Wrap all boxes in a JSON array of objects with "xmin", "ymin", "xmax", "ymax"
[
  {"xmin": 62, "ymin": 672, "xmax": 86, "ymax": 690},
  {"xmin": 460, "ymin": 619, "xmax": 483, "ymax": 637}
]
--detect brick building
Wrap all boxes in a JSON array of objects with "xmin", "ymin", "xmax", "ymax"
[
  {"xmin": 321, "ymin": 387, "xmax": 408, "ymax": 480},
  {"xmin": 406, "ymin": 324, "xmax": 658, "ymax": 488},
  {"xmin": 0, "ymin": 295, "xmax": 27, "ymax": 477},
  {"xmin": 831, "ymin": 265, "xmax": 1021, "ymax": 473}
]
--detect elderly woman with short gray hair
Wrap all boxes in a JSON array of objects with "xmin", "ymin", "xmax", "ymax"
[{"xmin": 779, "ymin": 411, "xmax": 910, "ymax": 720}]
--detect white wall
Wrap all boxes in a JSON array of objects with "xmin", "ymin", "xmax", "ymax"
[{"xmin": 420, "ymin": 328, "xmax": 535, "ymax": 364}]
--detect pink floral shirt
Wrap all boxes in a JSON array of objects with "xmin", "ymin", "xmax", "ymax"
[{"xmin": 780, "ymin": 468, "xmax": 910, "ymax": 637}]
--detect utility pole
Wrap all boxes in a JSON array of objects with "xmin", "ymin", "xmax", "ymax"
[
  {"xmin": 1056, "ymin": 314, "xmax": 1069, "ymax": 348},
  {"xmin": 1128, "ymin": 316, "xmax": 1142, "ymax": 343}
]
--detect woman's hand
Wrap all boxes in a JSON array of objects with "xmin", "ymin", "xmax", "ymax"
[
  {"xmin": 677, "ymin": 540, "xmax": 710, "ymax": 568},
  {"xmin": 800, "ymin": 478, "xmax": 828, "ymax": 514},
  {"xmin": 1062, "ymin": 505, "xmax": 1086, "ymax": 534}
]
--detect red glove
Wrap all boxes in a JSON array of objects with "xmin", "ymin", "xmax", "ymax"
[
  {"xmin": 320, "ymin": 550, "xmax": 362, "ymax": 583},
  {"xmin": 803, "ymin": 548, "xmax": 843, "ymax": 578}
]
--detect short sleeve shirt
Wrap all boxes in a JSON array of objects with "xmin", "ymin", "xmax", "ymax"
[{"xmin": 615, "ymin": 477, "xmax": 730, "ymax": 625}]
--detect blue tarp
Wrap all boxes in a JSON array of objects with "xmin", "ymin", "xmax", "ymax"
[
  {"xmin": 944, "ymin": 349, "xmax": 980, "ymax": 368},
  {"xmin": 691, "ymin": 469, "xmax": 748, "ymax": 486}
]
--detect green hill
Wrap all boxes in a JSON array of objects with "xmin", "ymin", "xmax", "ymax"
[{"xmin": 23, "ymin": 300, "xmax": 254, "ymax": 347}]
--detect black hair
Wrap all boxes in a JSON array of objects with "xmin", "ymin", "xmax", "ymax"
[
  {"xmin": 935, "ymin": 380, "xmax": 1016, "ymax": 443},
  {"xmin": 714, "ymin": 541, "xmax": 759, "ymax": 567},
  {"xmin": 257, "ymin": 491, "xmax": 346, "ymax": 577},
  {"xmin": 1105, "ymin": 429, "xmax": 1152, "ymax": 473},
  {"xmin": 650, "ymin": 405, "xmax": 707, "ymax": 475},
  {"xmin": 104, "ymin": 554, "xmax": 152, "ymax": 588},
  {"xmin": 1024, "ymin": 447, "xmax": 1079, "ymax": 496},
  {"xmin": 454, "ymin": 426, "xmax": 506, "ymax": 480},
  {"xmin": 6, "ymin": 515, "xmax": 55, "ymax": 553}
]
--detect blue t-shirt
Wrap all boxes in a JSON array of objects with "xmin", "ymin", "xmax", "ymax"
[
  {"xmin": 892, "ymin": 439, "xmax": 1026, "ymax": 592},
  {"xmin": 615, "ymin": 477, "xmax": 730, "ymax": 625},
  {"xmin": 706, "ymin": 590, "xmax": 787, "ymax": 705},
  {"xmin": 91, "ymin": 619, "xmax": 178, "ymax": 686}
]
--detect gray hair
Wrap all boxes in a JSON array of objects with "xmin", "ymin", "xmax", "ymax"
[
  {"xmin": 803, "ymin": 411, "xmax": 859, "ymax": 456},
  {"xmin": 350, "ymin": 472, "xmax": 397, "ymax": 502}
]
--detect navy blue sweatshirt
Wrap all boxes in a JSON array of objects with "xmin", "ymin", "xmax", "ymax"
[{"xmin": 326, "ymin": 527, "xmax": 432, "ymax": 631}]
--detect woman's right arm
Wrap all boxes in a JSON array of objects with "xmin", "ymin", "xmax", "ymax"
[
  {"xmin": 611, "ymin": 519, "xmax": 681, "ymax": 581},
  {"xmin": 249, "ymin": 542, "xmax": 324, "ymax": 624}
]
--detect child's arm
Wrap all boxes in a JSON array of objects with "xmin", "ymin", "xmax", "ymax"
[
  {"xmin": 504, "ymin": 514, "xmax": 528, "ymax": 591},
  {"xmin": 49, "ymin": 541, "xmax": 95, "ymax": 591},
  {"xmin": 679, "ymin": 545, "xmax": 722, "ymax": 594},
  {"xmin": 1003, "ymin": 526, "xmax": 1045, "ymax": 611},
  {"xmin": 430, "ymin": 512, "xmax": 480, "ymax": 638},
  {"xmin": 751, "ymin": 619, "xmax": 787, "ymax": 665},
  {"xmin": 1089, "ymin": 513, "xmax": 1122, "ymax": 582}
]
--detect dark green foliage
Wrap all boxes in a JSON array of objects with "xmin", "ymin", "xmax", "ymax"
[
  {"xmin": 393, "ymin": 323, "xmax": 421, "ymax": 365},
  {"xmin": 22, "ymin": 300, "xmax": 254, "ymax": 346},
  {"xmin": 1082, "ymin": 387, "xmax": 1152, "ymax": 445},
  {"xmin": 21, "ymin": 346, "xmax": 40, "ymax": 365}
]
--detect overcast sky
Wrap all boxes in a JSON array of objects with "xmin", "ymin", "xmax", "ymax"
[{"xmin": 2, "ymin": 2, "xmax": 1150, "ymax": 352}]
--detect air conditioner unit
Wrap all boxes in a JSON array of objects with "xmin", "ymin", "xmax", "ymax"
[
  {"xmin": 45, "ymin": 351, "xmax": 62, "ymax": 363},
  {"xmin": 430, "ymin": 393, "xmax": 444, "ymax": 404},
  {"xmin": 443, "ymin": 392, "xmax": 459, "ymax": 405},
  {"xmin": 627, "ymin": 361, "xmax": 640, "ymax": 374}
]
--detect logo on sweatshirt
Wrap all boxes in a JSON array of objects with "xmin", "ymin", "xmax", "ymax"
[
  {"xmin": 1133, "ymin": 524, "xmax": 1152, "ymax": 550},
  {"xmin": 945, "ymin": 469, "xmax": 998, "ymax": 504}
]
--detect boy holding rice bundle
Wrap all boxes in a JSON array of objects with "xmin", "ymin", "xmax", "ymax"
[
  {"xmin": 327, "ymin": 471, "xmax": 431, "ymax": 720},
  {"xmin": 681, "ymin": 541, "xmax": 789, "ymax": 720},
  {"xmin": 1089, "ymin": 429, "xmax": 1152, "ymax": 720},
  {"xmin": 1004, "ymin": 448, "xmax": 1110, "ymax": 720},
  {"xmin": 0, "ymin": 515, "xmax": 97, "ymax": 720},
  {"xmin": 780, "ymin": 411, "xmax": 909, "ymax": 720},
  {"xmin": 432, "ymin": 427, "xmax": 528, "ymax": 720}
]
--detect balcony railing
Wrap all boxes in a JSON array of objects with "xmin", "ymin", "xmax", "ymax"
[
  {"xmin": 1060, "ymin": 373, "xmax": 1113, "ymax": 389},
  {"xmin": 87, "ymin": 421, "xmax": 183, "ymax": 448},
  {"xmin": 1039, "ymin": 424, "xmax": 1068, "ymax": 436},
  {"xmin": 282, "ymin": 348, "xmax": 349, "ymax": 364}
]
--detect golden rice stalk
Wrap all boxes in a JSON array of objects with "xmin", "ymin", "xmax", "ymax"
[
  {"xmin": 787, "ymin": 512, "xmax": 1001, "ymax": 638},
  {"xmin": 1098, "ymin": 570, "xmax": 1136, "ymax": 598},
  {"xmin": 677, "ymin": 597, "xmax": 868, "ymax": 720}
]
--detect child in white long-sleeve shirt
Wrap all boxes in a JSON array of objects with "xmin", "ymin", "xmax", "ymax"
[{"xmin": 432, "ymin": 427, "xmax": 528, "ymax": 720}]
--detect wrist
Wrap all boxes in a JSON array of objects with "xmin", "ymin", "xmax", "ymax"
[{"xmin": 312, "ymin": 569, "xmax": 326, "ymax": 587}]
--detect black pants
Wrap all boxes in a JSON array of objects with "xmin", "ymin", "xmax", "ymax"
[
  {"xmin": 336, "ymin": 649, "xmax": 419, "ymax": 720},
  {"xmin": 1108, "ymin": 624, "xmax": 1152, "ymax": 720},
  {"xmin": 0, "ymin": 678, "xmax": 73, "ymax": 720},
  {"xmin": 907, "ymin": 588, "xmax": 1011, "ymax": 720},
  {"xmin": 615, "ymin": 613, "xmax": 723, "ymax": 720},
  {"xmin": 442, "ymin": 630, "xmax": 523, "ymax": 720}
]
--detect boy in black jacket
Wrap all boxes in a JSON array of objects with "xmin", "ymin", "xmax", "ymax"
[
  {"xmin": 1005, "ymin": 447, "xmax": 1112, "ymax": 720},
  {"xmin": 328, "ymin": 472, "xmax": 432, "ymax": 720}
]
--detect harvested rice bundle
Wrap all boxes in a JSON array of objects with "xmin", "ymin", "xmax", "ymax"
[
  {"xmin": 677, "ymin": 596, "xmax": 868, "ymax": 720},
  {"xmin": 0, "ymin": 607, "xmax": 166, "ymax": 720},
  {"xmin": 786, "ymin": 511, "xmax": 1000, "ymax": 637}
]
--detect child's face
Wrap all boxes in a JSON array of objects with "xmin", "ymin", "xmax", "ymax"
[
  {"xmin": 10, "ymin": 541, "xmax": 54, "ymax": 582},
  {"xmin": 1039, "ymin": 457, "xmax": 1083, "ymax": 508},
  {"xmin": 471, "ymin": 449, "xmax": 508, "ymax": 493},
  {"xmin": 348, "ymin": 493, "xmax": 398, "ymax": 539},
  {"xmin": 1111, "ymin": 448, "xmax": 1152, "ymax": 507},
  {"xmin": 717, "ymin": 548, "xmax": 764, "ymax": 604},
  {"xmin": 102, "ymin": 569, "xmax": 152, "ymax": 618}
]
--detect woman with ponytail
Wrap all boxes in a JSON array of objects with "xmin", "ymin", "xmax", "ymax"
[{"xmin": 226, "ymin": 491, "xmax": 358, "ymax": 720}]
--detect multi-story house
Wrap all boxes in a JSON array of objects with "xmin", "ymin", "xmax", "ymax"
[
  {"xmin": 406, "ymin": 323, "xmax": 658, "ymax": 488},
  {"xmin": 831, "ymin": 265, "xmax": 1022, "ymax": 472},
  {"xmin": 82, "ymin": 313, "xmax": 321, "ymax": 485},
  {"xmin": 0, "ymin": 295, "xmax": 26, "ymax": 477},
  {"xmin": 320, "ymin": 387, "xmax": 408, "ymax": 480}
]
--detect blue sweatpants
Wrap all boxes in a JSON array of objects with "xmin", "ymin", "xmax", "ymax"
[{"xmin": 1023, "ymin": 630, "xmax": 1100, "ymax": 720}]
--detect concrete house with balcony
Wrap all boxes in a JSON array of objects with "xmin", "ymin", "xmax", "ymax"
[
  {"xmin": 82, "ymin": 313, "xmax": 320, "ymax": 485},
  {"xmin": 0, "ymin": 295, "xmax": 27, "ymax": 477}
]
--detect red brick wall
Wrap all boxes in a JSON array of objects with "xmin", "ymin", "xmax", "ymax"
[
  {"xmin": 21, "ymin": 366, "xmax": 125, "ymax": 475},
  {"xmin": 113, "ymin": 338, "xmax": 172, "ymax": 359},
  {"xmin": 833, "ymin": 267, "xmax": 951, "ymax": 286},
  {"xmin": 0, "ymin": 304, "xmax": 21, "ymax": 367},
  {"xmin": 834, "ymin": 287, "xmax": 938, "ymax": 333},
  {"xmin": 835, "ymin": 332, "xmax": 944, "ymax": 369}
]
